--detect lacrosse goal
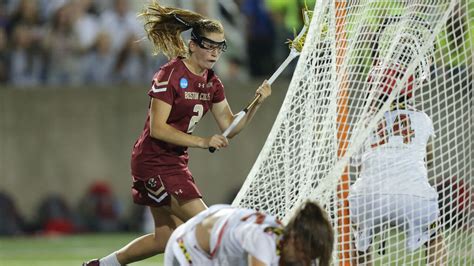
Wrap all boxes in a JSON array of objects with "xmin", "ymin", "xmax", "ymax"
[{"xmin": 233, "ymin": 0, "xmax": 472, "ymax": 265}]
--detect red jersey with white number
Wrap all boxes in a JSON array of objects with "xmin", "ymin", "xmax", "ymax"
[{"xmin": 131, "ymin": 58, "xmax": 225, "ymax": 180}]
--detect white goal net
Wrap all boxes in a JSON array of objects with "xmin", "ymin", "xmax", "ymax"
[{"xmin": 233, "ymin": 0, "xmax": 472, "ymax": 265}]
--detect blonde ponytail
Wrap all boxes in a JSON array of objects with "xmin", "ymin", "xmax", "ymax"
[{"xmin": 139, "ymin": 1, "xmax": 224, "ymax": 59}]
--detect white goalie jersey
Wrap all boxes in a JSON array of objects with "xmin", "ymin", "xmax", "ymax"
[{"xmin": 350, "ymin": 108, "xmax": 438, "ymax": 200}]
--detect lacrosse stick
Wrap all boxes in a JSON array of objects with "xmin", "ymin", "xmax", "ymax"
[{"xmin": 209, "ymin": 11, "xmax": 312, "ymax": 153}]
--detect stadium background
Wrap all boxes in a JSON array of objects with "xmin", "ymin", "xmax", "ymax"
[
  {"xmin": 0, "ymin": 1, "xmax": 472, "ymax": 265},
  {"xmin": 0, "ymin": 79, "xmax": 289, "ymax": 224},
  {"xmin": 0, "ymin": 0, "xmax": 311, "ymax": 234}
]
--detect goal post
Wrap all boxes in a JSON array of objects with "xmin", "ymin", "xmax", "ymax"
[
  {"xmin": 233, "ymin": 0, "xmax": 472, "ymax": 265},
  {"xmin": 334, "ymin": 1, "xmax": 351, "ymax": 265}
]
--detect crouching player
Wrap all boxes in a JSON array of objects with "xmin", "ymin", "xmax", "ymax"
[
  {"xmin": 164, "ymin": 201, "xmax": 334, "ymax": 266},
  {"xmin": 349, "ymin": 17, "xmax": 447, "ymax": 265}
]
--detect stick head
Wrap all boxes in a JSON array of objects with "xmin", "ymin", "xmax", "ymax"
[{"xmin": 287, "ymin": 10, "xmax": 312, "ymax": 53}]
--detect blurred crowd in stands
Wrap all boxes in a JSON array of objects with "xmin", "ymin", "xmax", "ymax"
[
  {"xmin": 0, "ymin": 176, "xmax": 472, "ymax": 236},
  {"xmin": 0, "ymin": 0, "xmax": 315, "ymax": 87},
  {"xmin": 0, "ymin": 181, "xmax": 146, "ymax": 235},
  {"xmin": 0, "ymin": 0, "xmax": 317, "ymax": 235},
  {"xmin": 0, "ymin": 0, "xmax": 472, "ymax": 237}
]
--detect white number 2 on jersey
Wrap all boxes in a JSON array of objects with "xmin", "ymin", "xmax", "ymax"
[{"xmin": 187, "ymin": 104, "xmax": 203, "ymax": 133}]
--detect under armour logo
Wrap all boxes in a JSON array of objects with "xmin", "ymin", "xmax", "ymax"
[
  {"xmin": 197, "ymin": 83, "xmax": 205, "ymax": 88},
  {"xmin": 175, "ymin": 189, "xmax": 183, "ymax": 195}
]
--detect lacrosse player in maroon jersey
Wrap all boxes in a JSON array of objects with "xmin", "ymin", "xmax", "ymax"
[{"xmin": 83, "ymin": 2, "xmax": 271, "ymax": 266}]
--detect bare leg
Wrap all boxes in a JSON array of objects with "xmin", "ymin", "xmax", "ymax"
[
  {"xmin": 426, "ymin": 234, "xmax": 447, "ymax": 266},
  {"xmin": 115, "ymin": 206, "xmax": 181, "ymax": 264},
  {"xmin": 169, "ymin": 196, "xmax": 208, "ymax": 221},
  {"xmin": 351, "ymin": 224, "xmax": 372, "ymax": 266},
  {"xmin": 115, "ymin": 196, "xmax": 207, "ymax": 265}
]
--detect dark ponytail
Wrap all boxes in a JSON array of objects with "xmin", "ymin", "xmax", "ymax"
[{"xmin": 284, "ymin": 201, "xmax": 334, "ymax": 266}]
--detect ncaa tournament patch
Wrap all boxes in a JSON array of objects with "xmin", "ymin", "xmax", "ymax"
[{"xmin": 179, "ymin": 77, "xmax": 188, "ymax": 89}]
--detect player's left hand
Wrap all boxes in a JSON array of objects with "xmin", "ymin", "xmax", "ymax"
[{"xmin": 256, "ymin": 80, "xmax": 271, "ymax": 104}]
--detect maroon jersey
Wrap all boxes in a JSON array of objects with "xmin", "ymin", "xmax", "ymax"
[{"xmin": 131, "ymin": 58, "xmax": 226, "ymax": 180}]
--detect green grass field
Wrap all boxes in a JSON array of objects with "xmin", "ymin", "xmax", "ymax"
[
  {"xmin": 0, "ymin": 230, "xmax": 471, "ymax": 265},
  {"xmin": 0, "ymin": 233, "xmax": 164, "ymax": 266},
  {"xmin": 368, "ymin": 228, "xmax": 474, "ymax": 266}
]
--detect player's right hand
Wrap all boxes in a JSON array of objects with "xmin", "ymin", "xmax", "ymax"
[
  {"xmin": 256, "ymin": 80, "xmax": 271, "ymax": 104},
  {"xmin": 203, "ymin": 134, "xmax": 228, "ymax": 149}
]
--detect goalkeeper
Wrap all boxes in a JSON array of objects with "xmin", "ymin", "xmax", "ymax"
[
  {"xmin": 164, "ymin": 201, "xmax": 334, "ymax": 266},
  {"xmin": 348, "ymin": 19, "xmax": 447, "ymax": 265}
]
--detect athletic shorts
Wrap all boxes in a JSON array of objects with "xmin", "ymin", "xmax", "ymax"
[
  {"xmin": 348, "ymin": 194, "xmax": 439, "ymax": 252},
  {"xmin": 131, "ymin": 172, "xmax": 202, "ymax": 207}
]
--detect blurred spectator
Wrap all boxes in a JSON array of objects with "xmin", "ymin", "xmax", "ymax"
[
  {"xmin": 178, "ymin": 0, "xmax": 249, "ymax": 81},
  {"xmin": 42, "ymin": 2, "xmax": 82, "ymax": 85},
  {"xmin": 78, "ymin": 181, "xmax": 124, "ymax": 232},
  {"xmin": 114, "ymin": 34, "xmax": 149, "ymax": 85},
  {"xmin": 266, "ymin": 0, "xmax": 315, "ymax": 34},
  {"xmin": 126, "ymin": 204, "xmax": 146, "ymax": 232},
  {"xmin": 0, "ymin": 0, "xmax": 274, "ymax": 87},
  {"xmin": 437, "ymin": 175, "xmax": 473, "ymax": 230},
  {"xmin": 99, "ymin": 0, "xmax": 143, "ymax": 54},
  {"xmin": 266, "ymin": 0, "xmax": 315, "ymax": 73},
  {"xmin": 240, "ymin": 0, "xmax": 276, "ymax": 77},
  {"xmin": 6, "ymin": 0, "xmax": 45, "ymax": 87},
  {"xmin": 0, "ymin": 0, "xmax": 10, "ymax": 28},
  {"xmin": 0, "ymin": 27, "xmax": 9, "ymax": 83},
  {"xmin": 71, "ymin": 0, "xmax": 101, "ymax": 53},
  {"xmin": 6, "ymin": 0, "xmax": 44, "ymax": 37},
  {"xmin": 265, "ymin": 0, "xmax": 293, "ymax": 64},
  {"xmin": 0, "ymin": 191, "xmax": 25, "ymax": 236},
  {"xmin": 82, "ymin": 31, "xmax": 115, "ymax": 84},
  {"xmin": 36, "ymin": 194, "xmax": 77, "ymax": 235},
  {"xmin": 94, "ymin": 0, "xmax": 115, "ymax": 13},
  {"xmin": 10, "ymin": 24, "xmax": 44, "ymax": 86},
  {"xmin": 217, "ymin": 0, "xmax": 249, "ymax": 81}
]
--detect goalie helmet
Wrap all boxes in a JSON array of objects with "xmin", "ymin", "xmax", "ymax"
[
  {"xmin": 368, "ymin": 63, "xmax": 415, "ymax": 99},
  {"xmin": 370, "ymin": 16, "xmax": 434, "ymax": 99}
]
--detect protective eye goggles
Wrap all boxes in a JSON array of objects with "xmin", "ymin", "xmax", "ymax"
[{"xmin": 191, "ymin": 31, "xmax": 227, "ymax": 53}]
